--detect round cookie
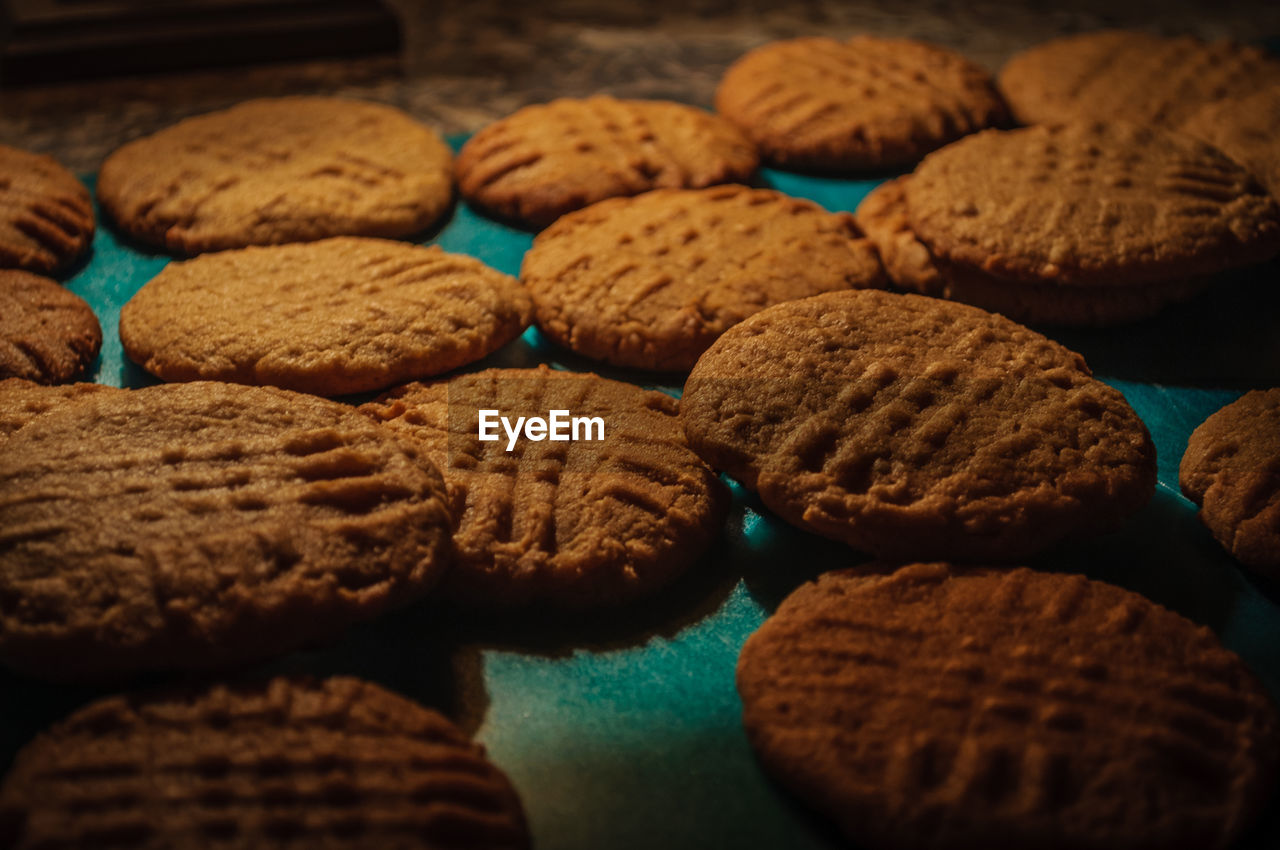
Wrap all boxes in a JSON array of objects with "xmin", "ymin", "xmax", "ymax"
[
  {"xmin": 1180, "ymin": 389, "xmax": 1280, "ymax": 575},
  {"xmin": 681, "ymin": 289, "xmax": 1156, "ymax": 560},
  {"xmin": 904, "ymin": 122, "xmax": 1280, "ymax": 286},
  {"xmin": 120, "ymin": 237, "xmax": 532, "ymax": 396},
  {"xmin": 0, "ymin": 145, "xmax": 94, "ymax": 275},
  {"xmin": 360, "ymin": 366, "xmax": 727, "ymax": 610},
  {"xmin": 0, "ymin": 378, "xmax": 121, "ymax": 443},
  {"xmin": 855, "ymin": 177, "xmax": 1209, "ymax": 325},
  {"xmin": 455, "ymin": 95, "xmax": 759, "ymax": 229},
  {"xmin": 998, "ymin": 30, "xmax": 1280, "ymax": 128},
  {"xmin": 0, "ymin": 677, "xmax": 530, "ymax": 849},
  {"xmin": 1182, "ymin": 85, "xmax": 1280, "ymax": 201},
  {"xmin": 737, "ymin": 563, "xmax": 1280, "ymax": 850},
  {"xmin": 97, "ymin": 97, "xmax": 454, "ymax": 254},
  {"xmin": 715, "ymin": 36, "xmax": 1007, "ymax": 171},
  {"xmin": 522, "ymin": 185, "xmax": 885, "ymax": 371},
  {"xmin": 1, "ymin": 269, "xmax": 102, "ymax": 383},
  {"xmin": 0, "ymin": 381, "xmax": 452, "ymax": 681}
]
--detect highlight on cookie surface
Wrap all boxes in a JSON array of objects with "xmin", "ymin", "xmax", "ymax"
[
  {"xmin": 521, "ymin": 185, "xmax": 886, "ymax": 371},
  {"xmin": 454, "ymin": 95, "xmax": 759, "ymax": 229},
  {"xmin": 119, "ymin": 237, "xmax": 533, "ymax": 396},
  {"xmin": 0, "ymin": 381, "xmax": 453, "ymax": 681},
  {"xmin": 716, "ymin": 35, "xmax": 1007, "ymax": 171},
  {"xmin": 360, "ymin": 365, "xmax": 728, "ymax": 610},
  {"xmin": 96, "ymin": 96, "xmax": 455, "ymax": 254},
  {"xmin": 0, "ymin": 378, "xmax": 122, "ymax": 443},
  {"xmin": 681, "ymin": 289, "xmax": 1156, "ymax": 560},
  {"xmin": 1180, "ymin": 388, "xmax": 1280, "ymax": 575},
  {"xmin": 737, "ymin": 563, "xmax": 1280, "ymax": 850},
  {"xmin": 0, "ymin": 144, "xmax": 94, "ymax": 275},
  {"xmin": 0, "ymin": 676, "xmax": 531, "ymax": 849}
]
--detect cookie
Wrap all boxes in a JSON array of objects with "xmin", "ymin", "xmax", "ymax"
[
  {"xmin": 0, "ymin": 378, "xmax": 121, "ymax": 442},
  {"xmin": 855, "ymin": 177, "xmax": 1209, "ymax": 325},
  {"xmin": 97, "ymin": 97, "xmax": 454, "ymax": 254},
  {"xmin": 521, "ymin": 185, "xmax": 885, "ymax": 371},
  {"xmin": 1, "ymin": 269, "xmax": 102, "ymax": 383},
  {"xmin": 1180, "ymin": 389, "xmax": 1280, "ymax": 575},
  {"xmin": 0, "ymin": 144, "xmax": 94, "ymax": 275},
  {"xmin": 904, "ymin": 122, "xmax": 1280, "ymax": 286},
  {"xmin": 681, "ymin": 289, "xmax": 1155, "ymax": 560},
  {"xmin": 120, "ymin": 238, "xmax": 532, "ymax": 396},
  {"xmin": 360, "ymin": 366, "xmax": 727, "ymax": 609},
  {"xmin": 737, "ymin": 563, "xmax": 1280, "ymax": 850},
  {"xmin": 0, "ymin": 381, "xmax": 452, "ymax": 681},
  {"xmin": 455, "ymin": 95, "xmax": 758, "ymax": 229},
  {"xmin": 0, "ymin": 676, "xmax": 529, "ymax": 849},
  {"xmin": 1182, "ymin": 85, "xmax": 1280, "ymax": 201},
  {"xmin": 998, "ymin": 30, "xmax": 1280, "ymax": 128},
  {"xmin": 715, "ymin": 36, "xmax": 1007, "ymax": 171}
]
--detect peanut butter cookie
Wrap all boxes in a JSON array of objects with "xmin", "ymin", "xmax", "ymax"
[
  {"xmin": 97, "ymin": 97, "xmax": 454, "ymax": 254},
  {"xmin": 455, "ymin": 96, "xmax": 758, "ymax": 229},
  {"xmin": 738, "ymin": 563, "xmax": 1280, "ymax": 850}
]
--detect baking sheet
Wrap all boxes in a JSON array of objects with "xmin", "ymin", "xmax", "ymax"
[{"xmin": 3, "ymin": 136, "xmax": 1280, "ymax": 849}]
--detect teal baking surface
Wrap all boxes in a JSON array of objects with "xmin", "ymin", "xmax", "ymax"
[{"xmin": 3, "ymin": 135, "xmax": 1280, "ymax": 849}]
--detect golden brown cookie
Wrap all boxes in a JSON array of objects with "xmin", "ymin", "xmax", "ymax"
[
  {"xmin": 855, "ymin": 177, "xmax": 1210, "ymax": 325},
  {"xmin": 0, "ymin": 381, "xmax": 452, "ymax": 681},
  {"xmin": 1182, "ymin": 85, "xmax": 1280, "ymax": 201},
  {"xmin": 120, "ymin": 238, "xmax": 532, "ymax": 396},
  {"xmin": 681, "ymin": 290, "xmax": 1155, "ymax": 560},
  {"xmin": 521, "ymin": 185, "xmax": 885, "ymax": 371},
  {"xmin": 0, "ymin": 378, "xmax": 121, "ymax": 442},
  {"xmin": 715, "ymin": 36, "xmax": 1007, "ymax": 171},
  {"xmin": 904, "ymin": 122, "xmax": 1280, "ymax": 286},
  {"xmin": 454, "ymin": 95, "xmax": 759, "ymax": 229},
  {"xmin": 998, "ymin": 30, "xmax": 1280, "ymax": 128},
  {"xmin": 360, "ymin": 366, "xmax": 727, "ymax": 609},
  {"xmin": 0, "ymin": 144, "xmax": 94, "ymax": 275},
  {"xmin": 737, "ymin": 563, "xmax": 1280, "ymax": 850},
  {"xmin": 97, "ymin": 97, "xmax": 454, "ymax": 254},
  {"xmin": 1181, "ymin": 389, "xmax": 1280, "ymax": 576},
  {"xmin": 0, "ymin": 270, "xmax": 102, "ymax": 383},
  {"xmin": 0, "ymin": 676, "xmax": 530, "ymax": 849}
]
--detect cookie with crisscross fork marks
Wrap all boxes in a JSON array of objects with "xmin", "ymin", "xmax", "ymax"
[
  {"xmin": 0, "ymin": 381, "xmax": 452, "ymax": 681},
  {"xmin": 715, "ymin": 36, "xmax": 1007, "ymax": 171},
  {"xmin": 998, "ymin": 30, "xmax": 1280, "ymax": 129},
  {"xmin": 681, "ymin": 290, "xmax": 1155, "ymax": 559},
  {"xmin": 1, "ymin": 270, "xmax": 102, "ymax": 383},
  {"xmin": 904, "ymin": 122, "xmax": 1280, "ymax": 288},
  {"xmin": 0, "ymin": 145, "xmax": 94, "ymax": 275},
  {"xmin": 737, "ymin": 563, "xmax": 1280, "ymax": 850},
  {"xmin": 1182, "ymin": 85, "xmax": 1280, "ymax": 203},
  {"xmin": 97, "ymin": 97, "xmax": 454, "ymax": 254},
  {"xmin": 1181, "ymin": 389, "xmax": 1280, "ymax": 576},
  {"xmin": 0, "ymin": 378, "xmax": 121, "ymax": 444},
  {"xmin": 521, "ymin": 185, "xmax": 885, "ymax": 371},
  {"xmin": 120, "ymin": 238, "xmax": 532, "ymax": 396},
  {"xmin": 0, "ymin": 676, "xmax": 530, "ymax": 849},
  {"xmin": 855, "ymin": 178, "xmax": 1211, "ymax": 325},
  {"xmin": 454, "ymin": 96, "xmax": 758, "ymax": 229},
  {"xmin": 361, "ymin": 366, "xmax": 727, "ymax": 609}
]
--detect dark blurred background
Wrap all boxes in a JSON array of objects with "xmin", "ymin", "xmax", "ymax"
[{"xmin": 2, "ymin": 0, "xmax": 1279, "ymax": 169}]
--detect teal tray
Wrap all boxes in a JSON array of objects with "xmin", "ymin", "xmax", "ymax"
[{"xmin": 3, "ymin": 136, "xmax": 1279, "ymax": 849}]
